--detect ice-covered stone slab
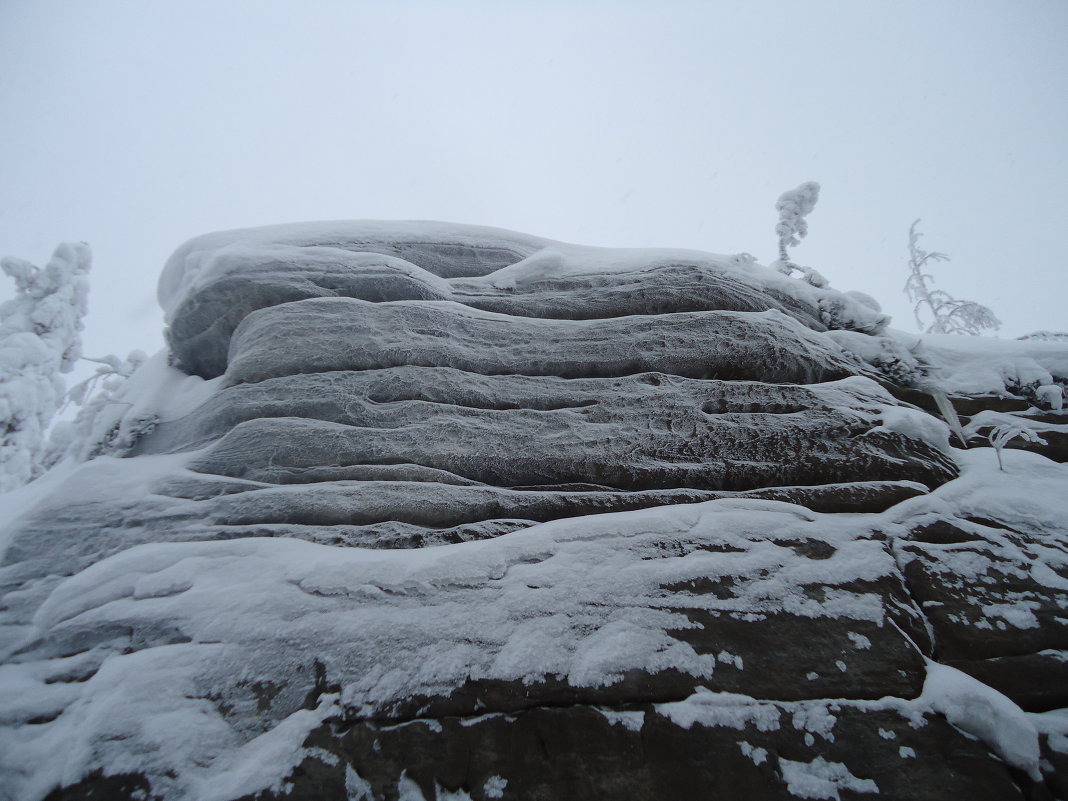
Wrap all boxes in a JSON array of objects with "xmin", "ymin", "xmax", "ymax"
[
  {"xmin": 159, "ymin": 221, "xmax": 887, "ymax": 379},
  {"xmin": 223, "ymin": 299, "xmax": 856, "ymax": 385},
  {"xmin": 141, "ymin": 368, "xmax": 953, "ymax": 494}
]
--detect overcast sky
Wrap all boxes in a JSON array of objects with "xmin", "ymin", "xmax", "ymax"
[{"xmin": 2, "ymin": 0, "xmax": 1066, "ymax": 366}]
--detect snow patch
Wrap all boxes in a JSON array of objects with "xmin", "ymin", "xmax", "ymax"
[
  {"xmin": 778, "ymin": 756, "xmax": 878, "ymax": 800},
  {"xmin": 846, "ymin": 632, "xmax": 871, "ymax": 650},
  {"xmin": 596, "ymin": 708, "xmax": 645, "ymax": 732},
  {"xmin": 791, "ymin": 704, "xmax": 837, "ymax": 742},
  {"xmin": 345, "ymin": 765, "xmax": 374, "ymax": 800},
  {"xmin": 869, "ymin": 406, "xmax": 951, "ymax": 453},
  {"xmin": 921, "ymin": 661, "xmax": 1040, "ymax": 780},
  {"xmin": 738, "ymin": 740, "xmax": 768, "ymax": 765},
  {"xmin": 656, "ymin": 688, "xmax": 781, "ymax": 732},
  {"xmin": 483, "ymin": 775, "xmax": 507, "ymax": 799}
]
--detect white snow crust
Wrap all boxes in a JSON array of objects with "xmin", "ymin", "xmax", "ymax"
[
  {"xmin": 911, "ymin": 332, "xmax": 1068, "ymax": 397},
  {"xmin": 920, "ymin": 662, "xmax": 1041, "ymax": 780},
  {"xmin": 778, "ymin": 755, "xmax": 878, "ymax": 800},
  {"xmin": 157, "ymin": 219, "xmax": 889, "ymax": 335}
]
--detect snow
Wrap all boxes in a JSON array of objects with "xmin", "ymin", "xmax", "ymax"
[
  {"xmin": 738, "ymin": 740, "xmax": 768, "ymax": 765},
  {"xmin": 885, "ymin": 446, "xmax": 1068, "ymax": 538},
  {"xmin": 791, "ymin": 705, "xmax": 837, "ymax": 742},
  {"xmin": 717, "ymin": 650, "xmax": 744, "ymax": 669},
  {"xmin": 830, "ymin": 324, "xmax": 1068, "ymax": 402},
  {"xmin": 194, "ymin": 695, "xmax": 339, "ymax": 801},
  {"xmin": 596, "ymin": 708, "xmax": 645, "ymax": 732},
  {"xmin": 345, "ymin": 765, "xmax": 374, "ymax": 800},
  {"xmin": 1030, "ymin": 709, "xmax": 1068, "ymax": 754},
  {"xmin": 920, "ymin": 661, "xmax": 1041, "ymax": 780},
  {"xmin": 847, "ymin": 632, "xmax": 871, "ymax": 650},
  {"xmin": 844, "ymin": 290, "xmax": 881, "ymax": 312},
  {"xmin": 867, "ymin": 406, "xmax": 951, "ymax": 453},
  {"xmin": 157, "ymin": 221, "xmax": 544, "ymax": 315},
  {"xmin": 772, "ymin": 182, "xmax": 829, "ymax": 287},
  {"xmin": 891, "ymin": 329, "xmax": 1068, "ymax": 397},
  {"xmin": 0, "ymin": 645, "xmax": 338, "ymax": 801},
  {"xmin": 1030, "ymin": 562, "xmax": 1068, "ymax": 592},
  {"xmin": 397, "ymin": 773, "xmax": 428, "ymax": 801},
  {"xmin": 656, "ymin": 688, "xmax": 782, "ymax": 732},
  {"xmin": 482, "ymin": 776, "xmax": 507, "ymax": 799},
  {"xmin": 0, "ymin": 456, "xmax": 83, "ymax": 563},
  {"xmin": 1036, "ymin": 383, "xmax": 1064, "ymax": 410},
  {"xmin": 980, "ymin": 602, "xmax": 1040, "ymax": 629},
  {"xmin": 778, "ymin": 755, "xmax": 878, "ymax": 800}
]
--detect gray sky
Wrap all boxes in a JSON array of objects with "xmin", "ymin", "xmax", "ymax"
[{"xmin": 2, "ymin": 0, "xmax": 1066, "ymax": 365}]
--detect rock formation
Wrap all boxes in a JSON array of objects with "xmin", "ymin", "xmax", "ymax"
[{"xmin": 0, "ymin": 221, "xmax": 1065, "ymax": 801}]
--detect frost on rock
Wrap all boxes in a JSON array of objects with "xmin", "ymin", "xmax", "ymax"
[
  {"xmin": 1, "ymin": 221, "xmax": 1066, "ymax": 801},
  {"xmin": 157, "ymin": 220, "xmax": 889, "ymax": 378}
]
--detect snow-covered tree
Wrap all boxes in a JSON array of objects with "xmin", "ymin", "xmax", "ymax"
[
  {"xmin": 904, "ymin": 220, "xmax": 1000, "ymax": 336},
  {"xmin": 45, "ymin": 349, "xmax": 152, "ymax": 466},
  {"xmin": 987, "ymin": 423, "xmax": 1046, "ymax": 471},
  {"xmin": 0, "ymin": 243, "xmax": 91, "ymax": 492},
  {"xmin": 771, "ymin": 182, "xmax": 827, "ymax": 287}
]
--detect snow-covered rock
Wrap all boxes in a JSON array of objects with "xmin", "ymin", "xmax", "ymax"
[{"xmin": 1, "ymin": 221, "xmax": 1066, "ymax": 801}]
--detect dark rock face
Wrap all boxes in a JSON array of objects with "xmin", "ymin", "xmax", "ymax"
[
  {"xmin": 900, "ymin": 516, "xmax": 1068, "ymax": 712},
  {"xmin": 273, "ymin": 703, "xmax": 1024, "ymax": 801},
  {"xmin": 1, "ymin": 222, "xmax": 1065, "ymax": 801}
]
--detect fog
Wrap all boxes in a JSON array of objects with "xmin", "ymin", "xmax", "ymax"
[{"xmin": 2, "ymin": 0, "xmax": 1066, "ymax": 364}]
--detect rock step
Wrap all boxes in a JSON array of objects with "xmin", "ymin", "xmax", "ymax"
[
  {"xmin": 134, "ymin": 367, "xmax": 884, "ymax": 456},
  {"xmin": 184, "ymin": 415, "xmax": 954, "ymax": 492},
  {"xmin": 167, "ymin": 258, "xmax": 830, "ymax": 379},
  {"xmin": 223, "ymin": 299, "xmax": 857, "ymax": 386}
]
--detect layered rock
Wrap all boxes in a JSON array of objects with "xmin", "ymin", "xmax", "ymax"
[{"xmin": 0, "ymin": 222, "xmax": 1065, "ymax": 801}]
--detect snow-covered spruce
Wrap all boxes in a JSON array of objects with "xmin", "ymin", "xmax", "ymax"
[{"xmin": 0, "ymin": 243, "xmax": 91, "ymax": 493}]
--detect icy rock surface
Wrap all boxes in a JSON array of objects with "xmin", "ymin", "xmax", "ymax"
[{"xmin": 1, "ymin": 221, "xmax": 1067, "ymax": 801}]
